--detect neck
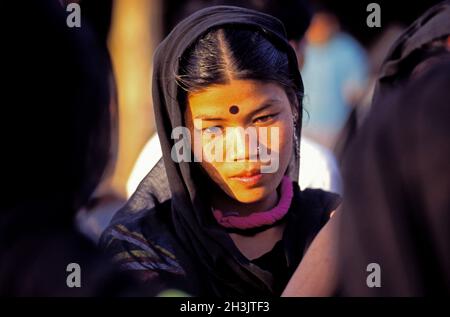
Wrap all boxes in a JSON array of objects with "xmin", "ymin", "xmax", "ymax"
[{"xmin": 211, "ymin": 188, "xmax": 279, "ymax": 217}]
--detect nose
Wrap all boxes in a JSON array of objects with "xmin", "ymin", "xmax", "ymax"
[{"xmin": 225, "ymin": 127, "xmax": 258, "ymax": 161}]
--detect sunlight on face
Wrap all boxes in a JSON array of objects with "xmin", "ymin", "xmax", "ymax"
[{"xmin": 184, "ymin": 79, "xmax": 294, "ymax": 204}]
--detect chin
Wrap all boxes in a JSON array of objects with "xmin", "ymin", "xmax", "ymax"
[{"xmin": 232, "ymin": 187, "xmax": 267, "ymax": 204}]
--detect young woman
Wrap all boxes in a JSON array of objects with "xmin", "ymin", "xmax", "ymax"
[{"xmin": 101, "ymin": 6, "xmax": 340, "ymax": 296}]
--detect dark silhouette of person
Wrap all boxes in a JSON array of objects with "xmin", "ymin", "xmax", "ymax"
[{"xmin": 0, "ymin": 1, "xmax": 139, "ymax": 296}]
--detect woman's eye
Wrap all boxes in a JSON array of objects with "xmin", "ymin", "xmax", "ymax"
[
  {"xmin": 254, "ymin": 114, "xmax": 276, "ymax": 124},
  {"xmin": 203, "ymin": 126, "xmax": 223, "ymax": 134}
]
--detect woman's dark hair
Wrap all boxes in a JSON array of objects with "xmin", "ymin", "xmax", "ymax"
[{"xmin": 176, "ymin": 26, "xmax": 302, "ymax": 118}]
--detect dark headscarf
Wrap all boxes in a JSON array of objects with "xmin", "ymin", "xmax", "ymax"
[
  {"xmin": 373, "ymin": 0, "xmax": 450, "ymax": 105},
  {"xmin": 151, "ymin": 6, "xmax": 304, "ymax": 295},
  {"xmin": 339, "ymin": 61, "xmax": 450, "ymax": 296},
  {"xmin": 336, "ymin": 1, "xmax": 450, "ymax": 161}
]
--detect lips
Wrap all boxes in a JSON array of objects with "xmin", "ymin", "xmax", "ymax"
[{"xmin": 230, "ymin": 169, "xmax": 263, "ymax": 185}]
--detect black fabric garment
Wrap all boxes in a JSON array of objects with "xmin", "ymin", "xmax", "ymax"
[
  {"xmin": 339, "ymin": 61, "xmax": 450, "ymax": 296},
  {"xmin": 373, "ymin": 0, "xmax": 450, "ymax": 106},
  {"xmin": 251, "ymin": 240, "xmax": 288, "ymax": 295},
  {"xmin": 100, "ymin": 5, "xmax": 341, "ymax": 296},
  {"xmin": 0, "ymin": 206, "xmax": 143, "ymax": 296},
  {"xmin": 336, "ymin": 0, "xmax": 450, "ymax": 162},
  {"xmin": 102, "ymin": 181, "xmax": 340, "ymax": 296}
]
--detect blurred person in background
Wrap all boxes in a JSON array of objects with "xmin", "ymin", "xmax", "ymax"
[
  {"xmin": 339, "ymin": 60, "xmax": 450, "ymax": 296},
  {"xmin": 64, "ymin": 0, "xmax": 124, "ymax": 243},
  {"xmin": 337, "ymin": 2, "xmax": 450, "ymax": 295},
  {"xmin": 301, "ymin": 5, "xmax": 368, "ymax": 149},
  {"xmin": 333, "ymin": 24, "xmax": 405, "ymax": 162},
  {"xmin": 284, "ymin": 60, "xmax": 450, "ymax": 297},
  {"xmin": 372, "ymin": 0, "xmax": 450, "ymax": 105},
  {"xmin": 336, "ymin": 0, "xmax": 450, "ymax": 160},
  {"xmin": 0, "ymin": 1, "xmax": 139, "ymax": 296},
  {"xmin": 281, "ymin": 1, "xmax": 450, "ymax": 296}
]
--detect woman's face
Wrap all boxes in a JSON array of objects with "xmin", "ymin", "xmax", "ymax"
[{"xmin": 184, "ymin": 79, "xmax": 294, "ymax": 204}]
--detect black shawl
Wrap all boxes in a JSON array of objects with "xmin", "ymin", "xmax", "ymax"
[
  {"xmin": 337, "ymin": 1, "xmax": 450, "ymax": 162},
  {"xmin": 340, "ymin": 61, "xmax": 450, "ymax": 296},
  {"xmin": 373, "ymin": 0, "xmax": 450, "ymax": 105}
]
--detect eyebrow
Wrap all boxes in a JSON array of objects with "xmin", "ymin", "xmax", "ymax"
[
  {"xmin": 247, "ymin": 99, "xmax": 281, "ymax": 118},
  {"xmin": 195, "ymin": 116, "xmax": 225, "ymax": 121},
  {"xmin": 194, "ymin": 98, "xmax": 282, "ymax": 121}
]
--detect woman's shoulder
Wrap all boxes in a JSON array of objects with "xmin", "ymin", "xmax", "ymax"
[
  {"xmin": 298, "ymin": 187, "xmax": 341, "ymax": 214},
  {"xmin": 99, "ymin": 199, "xmax": 186, "ymax": 283},
  {"xmin": 291, "ymin": 183, "xmax": 341, "ymax": 228},
  {"xmin": 282, "ymin": 184, "xmax": 341, "ymax": 267}
]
